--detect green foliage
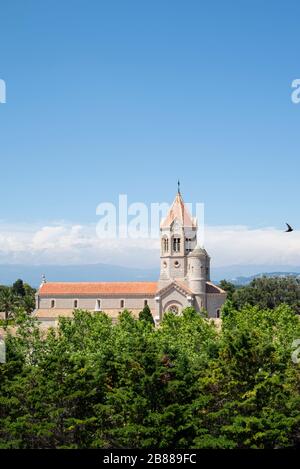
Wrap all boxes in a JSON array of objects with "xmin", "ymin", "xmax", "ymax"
[
  {"xmin": 0, "ymin": 287, "xmax": 20, "ymax": 320},
  {"xmin": 218, "ymin": 280, "xmax": 236, "ymax": 301},
  {"xmin": 0, "ymin": 304, "xmax": 300, "ymax": 448},
  {"xmin": 12, "ymin": 279, "xmax": 26, "ymax": 297},
  {"xmin": 232, "ymin": 276, "xmax": 300, "ymax": 313},
  {"xmin": 139, "ymin": 304, "xmax": 155, "ymax": 326},
  {"xmin": 0, "ymin": 279, "xmax": 36, "ymax": 321},
  {"xmin": 21, "ymin": 294, "xmax": 36, "ymax": 315}
]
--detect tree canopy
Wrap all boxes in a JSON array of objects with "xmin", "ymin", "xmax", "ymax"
[
  {"xmin": 0, "ymin": 279, "xmax": 36, "ymax": 321},
  {"xmin": 219, "ymin": 276, "xmax": 300, "ymax": 313},
  {"xmin": 0, "ymin": 302, "xmax": 299, "ymax": 449}
]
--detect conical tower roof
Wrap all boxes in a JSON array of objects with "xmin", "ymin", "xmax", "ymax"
[
  {"xmin": 161, "ymin": 190, "xmax": 196, "ymax": 229},
  {"xmin": 188, "ymin": 244, "xmax": 210, "ymax": 258}
]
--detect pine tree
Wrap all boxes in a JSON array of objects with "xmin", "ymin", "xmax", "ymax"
[{"xmin": 139, "ymin": 304, "xmax": 155, "ymax": 326}]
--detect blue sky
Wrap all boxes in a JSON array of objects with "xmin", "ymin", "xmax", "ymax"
[{"xmin": 0, "ymin": 1, "xmax": 300, "ymax": 269}]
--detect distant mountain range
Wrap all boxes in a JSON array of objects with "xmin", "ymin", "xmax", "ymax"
[
  {"xmin": 0, "ymin": 264, "xmax": 159, "ymax": 288},
  {"xmin": 228, "ymin": 272, "xmax": 300, "ymax": 286},
  {"xmin": 1, "ymin": 263, "xmax": 300, "ymax": 288}
]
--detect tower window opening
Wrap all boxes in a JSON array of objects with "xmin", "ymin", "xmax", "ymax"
[
  {"xmin": 173, "ymin": 237, "xmax": 181, "ymax": 253},
  {"xmin": 144, "ymin": 299, "xmax": 148, "ymax": 306},
  {"xmin": 120, "ymin": 299, "xmax": 125, "ymax": 308},
  {"xmin": 74, "ymin": 299, "xmax": 78, "ymax": 308},
  {"xmin": 163, "ymin": 237, "xmax": 169, "ymax": 253},
  {"xmin": 95, "ymin": 299, "xmax": 101, "ymax": 311},
  {"xmin": 185, "ymin": 237, "xmax": 193, "ymax": 253},
  {"xmin": 50, "ymin": 299, "xmax": 55, "ymax": 308}
]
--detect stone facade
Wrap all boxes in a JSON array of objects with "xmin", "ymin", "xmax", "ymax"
[{"xmin": 34, "ymin": 190, "xmax": 226, "ymax": 327}]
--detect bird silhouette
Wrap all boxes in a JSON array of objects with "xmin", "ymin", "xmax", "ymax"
[{"xmin": 285, "ymin": 223, "xmax": 294, "ymax": 233}]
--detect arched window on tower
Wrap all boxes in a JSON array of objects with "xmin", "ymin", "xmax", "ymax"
[
  {"xmin": 216, "ymin": 309, "xmax": 220, "ymax": 319},
  {"xmin": 185, "ymin": 238, "xmax": 193, "ymax": 253},
  {"xmin": 162, "ymin": 237, "xmax": 169, "ymax": 253},
  {"xmin": 173, "ymin": 237, "xmax": 181, "ymax": 253}
]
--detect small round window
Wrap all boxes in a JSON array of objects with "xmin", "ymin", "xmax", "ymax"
[{"xmin": 174, "ymin": 261, "xmax": 180, "ymax": 268}]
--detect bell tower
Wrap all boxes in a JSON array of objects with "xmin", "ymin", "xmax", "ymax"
[{"xmin": 158, "ymin": 185, "xmax": 197, "ymax": 288}]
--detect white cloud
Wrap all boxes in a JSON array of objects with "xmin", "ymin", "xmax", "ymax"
[
  {"xmin": 0, "ymin": 222, "xmax": 299, "ymax": 268},
  {"xmin": 205, "ymin": 225, "xmax": 300, "ymax": 267},
  {"xmin": 0, "ymin": 222, "xmax": 160, "ymax": 267}
]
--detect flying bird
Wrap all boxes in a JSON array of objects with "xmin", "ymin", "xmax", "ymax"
[{"xmin": 285, "ymin": 223, "xmax": 294, "ymax": 233}]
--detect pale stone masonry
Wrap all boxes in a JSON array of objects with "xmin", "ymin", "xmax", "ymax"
[{"xmin": 34, "ymin": 190, "xmax": 226, "ymax": 327}]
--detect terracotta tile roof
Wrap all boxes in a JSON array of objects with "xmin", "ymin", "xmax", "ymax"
[
  {"xmin": 39, "ymin": 281, "xmax": 225, "ymax": 297},
  {"xmin": 161, "ymin": 192, "xmax": 196, "ymax": 228},
  {"xmin": 39, "ymin": 282, "xmax": 158, "ymax": 297}
]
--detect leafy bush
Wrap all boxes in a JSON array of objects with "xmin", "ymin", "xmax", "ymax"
[{"xmin": 0, "ymin": 305, "xmax": 299, "ymax": 449}]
